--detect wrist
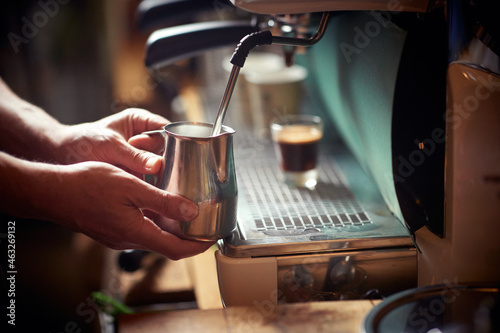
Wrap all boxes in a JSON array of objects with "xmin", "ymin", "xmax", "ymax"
[
  {"xmin": 22, "ymin": 102, "xmax": 70, "ymax": 163},
  {"xmin": 44, "ymin": 123, "xmax": 76, "ymax": 164},
  {"xmin": 0, "ymin": 80, "xmax": 68, "ymax": 163}
]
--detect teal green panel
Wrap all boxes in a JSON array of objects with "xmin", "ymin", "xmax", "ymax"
[{"xmin": 306, "ymin": 11, "xmax": 407, "ymax": 223}]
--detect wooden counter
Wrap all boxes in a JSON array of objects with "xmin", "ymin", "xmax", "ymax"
[
  {"xmin": 118, "ymin": 299, "xmax": 379, "ymax": 332},
  {"xmin": 115, "ymin": 248, "xmax": 379, "ymax": 332}
]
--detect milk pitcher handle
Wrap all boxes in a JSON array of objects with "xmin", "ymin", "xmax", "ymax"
[{"xmin": 142, "ymin": 129, "xmax": 167, "ymax": 138}]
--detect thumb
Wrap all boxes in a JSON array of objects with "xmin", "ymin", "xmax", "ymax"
[
  {"xmin": 114, "ymin": 143, "xmax": 163, "ymax": 175},
  {"xmin": 132, "ymin": 181, "xmax": 199, "ymax": 222}
]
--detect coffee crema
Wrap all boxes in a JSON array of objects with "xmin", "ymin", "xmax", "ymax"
[{"xmin": 273, "ymin": 125, "xmax": 323, "ymax": 172}]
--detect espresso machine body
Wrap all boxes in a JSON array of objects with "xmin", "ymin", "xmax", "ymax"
[
  {"xmin": 216, "ymin": 8, "xmax": 441, "ymax": 306},
  {"xmin": 139, "ymin": 0, "xmax": 500, "ymax": 306},
  {"xmin": 216, "ymin": 0, "xmax": 500, "ymax": 304}
]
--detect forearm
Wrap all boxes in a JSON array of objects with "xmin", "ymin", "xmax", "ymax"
[
  {"xmin": 0, "ymin": 78, "xmax": 67, "ymax": 162},
  {"xmin": 0, "ymin": 151, "xmax": 63, "ymax": 222},
  {"xmin": 0, "ymin": 151, "xmax": 211, "ymax": 259}
]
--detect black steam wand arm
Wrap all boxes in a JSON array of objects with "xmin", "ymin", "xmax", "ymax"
[
  {"xmin": 231, "ymin": 11, "xmax": 331, "ymax": 67},
  {"xmin": 210, "ymin": 12, "xmax": 331, "ymax": 136}
]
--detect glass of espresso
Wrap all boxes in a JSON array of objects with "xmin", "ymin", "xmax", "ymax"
[{"xmin": 270, "ymin": 115, "xmax": 323, "ymax": 189}]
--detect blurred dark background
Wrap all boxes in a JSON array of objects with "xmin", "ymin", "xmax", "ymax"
[
  {"xmin": 0, "ymin": 1, "xmax": 173, "ymax": 332},
  {"xmin": 0, "ymin": 0, "xmax": 176, "ymax": 125}
]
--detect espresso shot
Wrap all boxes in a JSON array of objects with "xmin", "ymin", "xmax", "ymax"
[
  {"xmin": 271, "ymin": 115, "xmax": 323, "ymax": 189},
  {"xmin": 275, "ymin": 125, "xmax": 322, "ymax": 171}
]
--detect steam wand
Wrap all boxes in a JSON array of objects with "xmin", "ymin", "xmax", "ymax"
[{"xmin": 210, "ymin": 12, "xmax": 330, "ymax": 137}]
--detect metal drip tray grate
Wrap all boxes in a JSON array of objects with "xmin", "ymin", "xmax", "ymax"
[{"xmin": 235, "ymin": 148, "xmax": 372, "ymax": 232}]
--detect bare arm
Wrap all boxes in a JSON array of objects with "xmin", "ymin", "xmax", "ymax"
[
  {"xmin": 0, "ymin": 78, "xmax": 213, "ymax": 259},
  {"xmin": 0, "ymin": 151, "xmax": 211, "ymax": 259},
  {"xmin": 0, "ymin": 78, "xmax": 65, "ymax": 162},
  {"xmin": 0, "ymin": 77, "xmax": 167, "ymax": 174}
]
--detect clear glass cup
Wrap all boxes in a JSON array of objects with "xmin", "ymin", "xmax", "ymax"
[{"xmin": 270, "ymin": 115, "xmax": 323, "ymax": 189}]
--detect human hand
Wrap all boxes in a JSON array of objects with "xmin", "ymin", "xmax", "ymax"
[
  {"xmin": 54, "ymin": 108, "xmax": 168, "ymax": 175},
  {"xmin": 45, "ymin": 161, "xmax": 213, "ymax": 259}
]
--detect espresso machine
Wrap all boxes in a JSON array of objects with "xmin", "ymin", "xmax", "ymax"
[{"xmin": 139, "ymin": 0, "xmax": 500, "ymax": 308}]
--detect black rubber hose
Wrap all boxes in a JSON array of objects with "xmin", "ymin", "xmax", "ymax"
[{"xmin": 230, "ymin": 30, "xmax": 273, "ymax": 68}]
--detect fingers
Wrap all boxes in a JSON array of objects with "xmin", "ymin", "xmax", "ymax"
[
  {"xmin": 131, "ymin": 217, "xmax": 214, "ymax": 260},
  {"xmin": 119, "ymin": 108, "xmax": 170, "ymax": 137},
  {"xmin": 103, "ymin": 109, "xmax": 168, "ymax": 174},
  {"xmin": 130, "ymin": 108, "xmax": 170, "ymax": 132},
  {"xmin": 102, "ymin": 217, "xmax": 213, "ymax": 259},
  {"xmin": 128, "ymin": 134, "xmax": 165, "ymax": 155},
  {"xmin": 125, "ymin": 183, "xmax": 210, "ymax": 259}
]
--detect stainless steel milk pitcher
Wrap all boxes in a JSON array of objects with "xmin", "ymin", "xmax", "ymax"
[{"xmin": 148, "ymin": 122, "xmax": 238, "ymax": 241}]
